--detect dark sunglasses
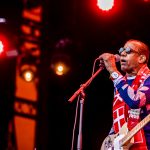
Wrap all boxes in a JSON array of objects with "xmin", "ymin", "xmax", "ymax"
[{"xmin": 118, "ymin": 47, "xmax": 140, "ymax": 55}]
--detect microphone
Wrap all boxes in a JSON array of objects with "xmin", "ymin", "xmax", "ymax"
[
  {"xmin": 98, "ymin": 54, "xmax": 120, "ymax": 62},
  {"xmin": 98, "ymin": 54, "xmax": 120, "ymax": 67},
  {"xmin": 114, "ymin": 54, "xmax": 120, "ymax": 62}
]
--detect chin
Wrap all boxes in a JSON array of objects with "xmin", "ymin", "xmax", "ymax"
[
  {"xmin": 121, "ymin": 66, "xmax": 128, "ymax": 72},
  {"xmin": 121, "ymin": 66, "xmax": 133, "ymax": 74}
]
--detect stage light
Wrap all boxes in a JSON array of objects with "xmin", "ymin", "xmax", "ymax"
[
  {"xmin": 55, "ymin": 63, "xmax": 65, "ymax": 76},
  {"xmin": 0, "ymin": 34, "xmax": 10, "ymax": 56},
  {"xmin": 0, "ymin": 18, "xmax": 6, "ymax": 23},
  {"xmin": 20, "ymin": 64, "xmax": 37, "ymax": 82},
  {"xmin": 0, "ymin": 41, "xmax": 4, "ymax": 53},
  {"xmin": 97, "ymin": 0, "xmax": 114, "ymax": 11},
  {"xmin": 50, "ymin": 54, "xmax": 70, "ymax": 76},
  {"xmin": 51, "ymin": 62, "xmax": 69, "ymax": 76},
  {"xmin": 0, "ymin": 40, "xmax": 18, "ymax": 57},
  {"xmin": 22, "ymin": 69, "xmax": 35, "ymax": 82},
  {"xmin": 0, "ymin": 35, "xmax": 7, "ymax": 55}
]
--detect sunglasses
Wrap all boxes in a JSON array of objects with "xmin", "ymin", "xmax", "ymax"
[{"xmin": 118, "ymin": 47, "xmax": 140, "ymax": 55}]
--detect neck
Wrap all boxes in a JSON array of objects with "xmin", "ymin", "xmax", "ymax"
[{"xmin": 126, "ymin": 71, "xmax": 138, "ymax": 77}]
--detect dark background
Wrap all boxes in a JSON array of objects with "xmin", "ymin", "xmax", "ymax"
[{"xmin": 1, "ymin": 0, "xmax": 150, "ymax": 150}]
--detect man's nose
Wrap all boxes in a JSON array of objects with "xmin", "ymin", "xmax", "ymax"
[{"xmin": 120, "ymin": 50, "xmax": 127, "ymax": 56}]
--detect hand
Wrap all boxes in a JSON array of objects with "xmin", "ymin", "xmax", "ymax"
[{"xmin": 99, "ymin": 53, "xmax": 118, "ymax": 74}]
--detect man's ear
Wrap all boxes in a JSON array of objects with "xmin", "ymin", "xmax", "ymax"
[{"xmin": 139, "ymin": 55, "xmax": 146, "ymax": 63}]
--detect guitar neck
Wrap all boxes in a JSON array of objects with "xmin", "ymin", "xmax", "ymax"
[{"xmin": 121, "ymin": 114, "xmax": 150, "ymax": 146}]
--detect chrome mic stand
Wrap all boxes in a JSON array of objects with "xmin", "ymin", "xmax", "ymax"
[
  {"xmin": 77, "ymin": 90, "xmax": 85, "ymax": 150},
  {"xmin": 68, "ymin": 66, "xmax": 104, "ymax": 150}
]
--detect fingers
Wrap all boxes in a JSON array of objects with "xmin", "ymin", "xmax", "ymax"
[
  {"xmin": 98, "ymin": 53, "xmax": 118, "ymax": 73},
  {"xmin": 99, "ymin": 53, "xmax": 115, "ymax": 62},
  {"xmin": 99, "ymin": 59, "xmax": 105, "ymax": 67}
]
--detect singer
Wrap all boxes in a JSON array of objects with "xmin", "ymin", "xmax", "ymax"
[{"xmin": 100, "ymin": 39, "xmax": 150, "ymax": 150}]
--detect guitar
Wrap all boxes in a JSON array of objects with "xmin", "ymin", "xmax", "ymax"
[{"xmin": 101, "ymin": 114, "xmax": 150, "ymax": 150}]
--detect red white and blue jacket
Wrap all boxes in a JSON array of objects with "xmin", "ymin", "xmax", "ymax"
[{"xmin": 110, "ymin": 65, "xmax": 150, "ymax": 149}]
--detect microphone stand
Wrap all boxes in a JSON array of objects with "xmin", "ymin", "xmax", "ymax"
[
  {"xmin": 77, "ymin": 90, "xmax": 85, "ymax": 150},
  {"xmin": 68, "ymin": 66, "xmax": 104, "ymax": 150}
]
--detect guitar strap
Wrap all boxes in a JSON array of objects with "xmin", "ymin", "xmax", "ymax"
[{"xmin": 113, "ymin": 64, "xmax": 150, "ymax": 149}]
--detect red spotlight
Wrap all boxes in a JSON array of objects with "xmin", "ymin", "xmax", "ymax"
[
  {"xmin": 97, "ymin": 0, "xmax": 114, "ymax": 11},
  {"xmin": 90, "ymin": 0, "xmax": 123, "ymax": 18},
  {"xmin": 0, "ymin": 41, "xmax": 4, "ymax": 53},
  {"xmin": 0, "ymin": 34, "xmax": 18, "ymax": 57},
  {"xmin": 0, "ymin": 35, "xmax": 8, "ymax": 55}
]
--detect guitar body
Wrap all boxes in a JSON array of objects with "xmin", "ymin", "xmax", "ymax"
[
  {"xmin": 101, "ymin": 123, "xmax": 134, "ymax": 150},
  {"xmin": 100, "ymin": 134, "xmax": 116, "ymax": 150},
  {"xmin": 101, "ymin": 114, "xmax": 150, "ymax": 150}
]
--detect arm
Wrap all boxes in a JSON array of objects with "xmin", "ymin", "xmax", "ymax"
[{"xmin": 114, "ymin": 76, "xmax": 150, "ymax": 109}]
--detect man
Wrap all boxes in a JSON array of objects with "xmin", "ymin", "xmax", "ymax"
[{"xmin": 99, "ymin": 39, "xmax": 150, "ymax": 150}]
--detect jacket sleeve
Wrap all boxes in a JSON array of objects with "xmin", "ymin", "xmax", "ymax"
[{"xmin": 114, "ymin": 76, "xmax": 150, "ymax": 109}]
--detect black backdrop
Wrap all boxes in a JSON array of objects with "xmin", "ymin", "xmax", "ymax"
[{"xmin": 1, "ymin": 0, "xmax": 150, "ymax": 150}]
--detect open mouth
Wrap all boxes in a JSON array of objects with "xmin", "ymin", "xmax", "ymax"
[
  {"xmin": 120, "ymin": 59, "xmax": 127, "ymax": 65},
  {"xmin": 121, "ymin": 59, "xmax": 126, "ymax": 62}
]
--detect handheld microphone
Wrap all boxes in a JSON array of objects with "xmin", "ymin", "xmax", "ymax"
[
  {"xmin": 98, "ymin": 54, "xmax": 120, "ymax": 62},
  {"xmin": 98, "ymin": 54, "xmax": 120, "ymax": 68},
  {"xmin": 114, "ymin": 54, "xmax": 120, "ymax": 62}
]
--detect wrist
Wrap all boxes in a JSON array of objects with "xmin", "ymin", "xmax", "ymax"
[
  {"xmin": 109, "ymin": 70, "xmax": 118, "ymax": 74},
  {"xmin": 108, "ymin": 66, "xmax": 118, "ymax": 74},
  {"xmin": 110, "ymin": 71, "xmax": 121, "ymax": 80}
]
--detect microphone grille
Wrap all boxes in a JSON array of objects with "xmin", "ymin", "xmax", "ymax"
[{"xmin": 115, "ymin": 54, "xmax": 120, "ymax": 62}]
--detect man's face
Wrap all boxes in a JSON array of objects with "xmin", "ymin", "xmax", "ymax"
[{"xmin": 119, "ymin": 42, "xmax": 141, "ymax": 74}]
